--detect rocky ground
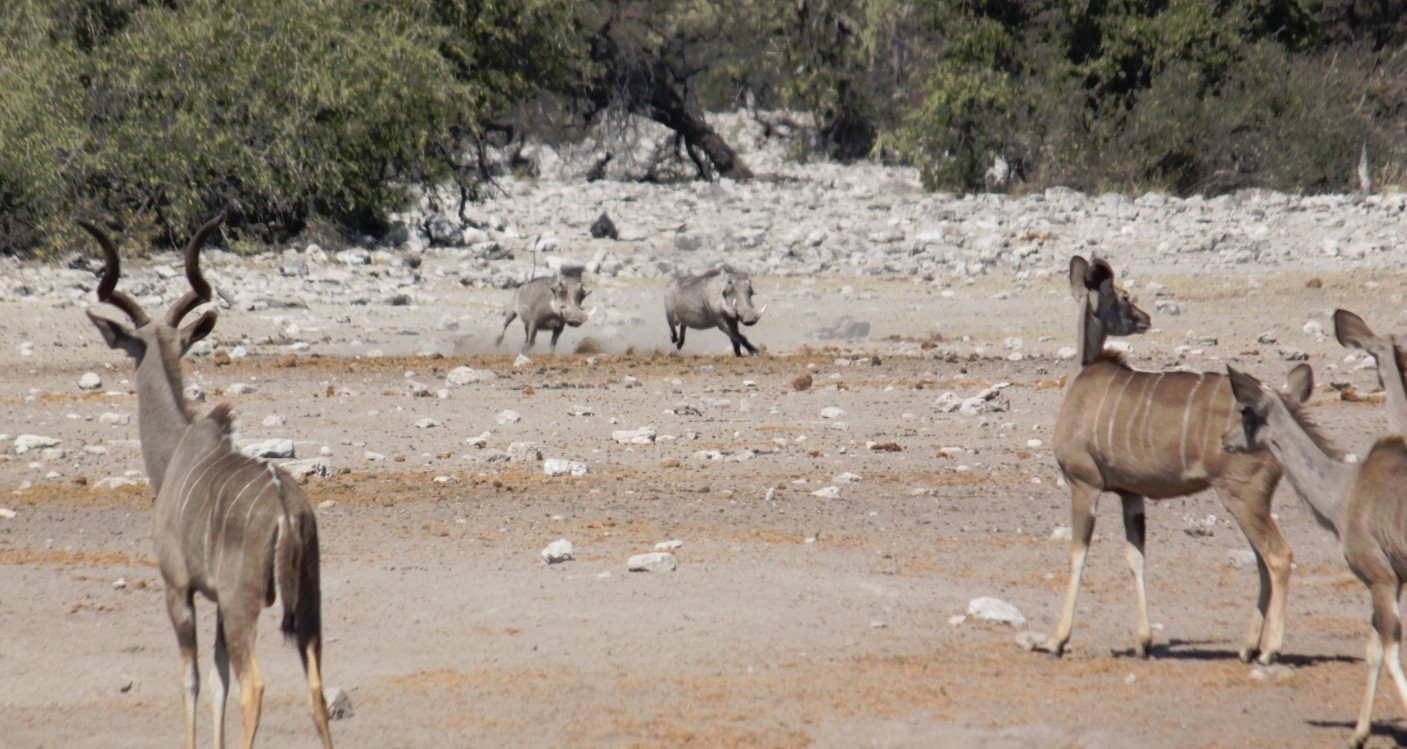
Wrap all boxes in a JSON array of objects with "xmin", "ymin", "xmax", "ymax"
[{"xmin": 3, "ymin": 136, "xmax": 1407, "ymax": 747}]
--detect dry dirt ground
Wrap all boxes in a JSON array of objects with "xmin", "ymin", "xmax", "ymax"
[{"xmin": 4, "ymin": 263, "xmax": 1407, "ymax": 748}]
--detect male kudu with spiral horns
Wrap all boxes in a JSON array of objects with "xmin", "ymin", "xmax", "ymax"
[{"xmin": 81, "ymin": 212, "xmax": 334, "ymax": 749}]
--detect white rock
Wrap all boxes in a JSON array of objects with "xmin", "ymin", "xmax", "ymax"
[
  {"xmin": 94, "ymin": 476, "xmax": 146, "ymax": 490},
  {"xmin": 811, "ymin": 486, "xmax": 841, "ymax": 498},
  {"xmin": 1057, "ymin": 346, "xmax": 1079, "ymax": 360},
  {"xmin": 465, "ymin": 431, "xmax": 492, "ymax": 448},
  {"xmin": 496, "ymin": 410, "xmax": 521, "ymax": 425},
  {"xmin": 820, "ymin": 406, "xmax": 847, "ymax": 419},
  {"xmin": 541, "ymin": 538, "xmax": 575, "ymax": 564},
  {"xmin": 1249, "ymin": 664, "xmax": 1296, "ymax": 682},
  {"xmin": 966, "ymin": 597, "xmax": 1026, "ymax": 628},
  {"xmin": 1226, "ymin": 549, "xmax": 1258, "ymax": 569},
  {"xmin": 78, "ymin": 372, "xmax": 103, "ymax": 391},
  {"xmin": 1303, "ymin": 319, "xmax": 1325, "ymax": 338},
  {"xmin": 514, "ymin": 354, "xmax": 533, "ymax": 368},
  {"xmin": 324, "ymin": 687, "xmax": 354, "ymax": 720},
  {"xmin": 0, "ymin": 508, "xmax": 15, "ymax": 520},
  {"xmin": 263, "ymin": 414, "xmax": 287, "ymax": 427},
  {"xmin": 612, "ymin": 427, "xmax": 656, "ymax": 445},
  {"xmin": 627, "ymin": 552, "xmax": 677, "ymax": 572},
  {"xmin": 935, "ymin": 392, "xmax": 963, "ymax": 413},
  {"xmin": 1050, "ymin": 526, "xmax": 1072, "ymax": 541},
  {"xmin": 228, "ymin": 383, "xmax": 257, "ymax": 395},
  {"xmin": 833, "ymin": 472, "xmax": 862, "ymax": 484},
  {"xmin": 447, "ymin": 366, "xmax": 498, "ymax": 386},
  {"xmin": 14, "ymin": 435, "xmax": 60, "ymax": 453},
  {"xmin": 507, "ymin": 442, "xmax": 543, "ymax": 461},
  {"xmin": 544, "ymin": 458, "xmax": 588, "ymax": 477},
  {"xmin": 654, "ymin": 539, "xmax": 683, "ymax": 551},
  {"xmin": 241, "ymin": 439, "xmax": 295, "ymax": 459},
  {"xmin": 282, "ymin": 458, "xmax": 331, "ymax": 479},
  {"xmin": 414, "ymin": 418, "xmax": 442, "ymax": 429},
  {"xmin": 99, "ymin": 412, "xmax": 131, "ymax": 426},
  {"xmin": 1015, "ymin": 631, "xmax": 1048, "ymax": 651}
]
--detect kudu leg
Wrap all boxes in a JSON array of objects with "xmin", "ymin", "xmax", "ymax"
[
  {"xmin": 1216, "ymin": 485, "xmax": 1291, "ymax": 664},
  {"xmin": 1044, "ymin": 482, "xmax": 1100, "ymax": 657},
  {"xmin": 164, "ymin": 587, "xmax": 200, "ymax": 749},
  {"xmin": 1117, "ymin": 491, "xmax": 1152, "ymax": 658},
  {"xmin": 675, "ymin": 325, "xmax": 687, "ymax": 350},
  {"xmin": 211, "ymin": 615, "xmax": 232, "ymax": 749},
  {"xmin": 303, "ymin": 641, "xmax": 335, "ymax": 749},
  {"xmin": 1388, "ymin": 594, "xmax": 1407, "ymax": 723},
  {"xmin": 1352, "ymin": 618, "xmax": 1389, "ymax": 748}
]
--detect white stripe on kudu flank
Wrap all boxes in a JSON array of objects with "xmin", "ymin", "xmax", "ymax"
[
  {"xmin": 1137, "ymin": 373, "xmax": 1166, "ymax": 454},
  {"xmin": 176, "ymin": 444, "xmax": 224, "ymax": 529},
  {"xmin": 1180, "ymin": 374, "xmax": 1208, "ymax": 473},
  {"xmin": 1090, "ymin": 374, "xmax": 1119, "ymax": 454},
  {"xmin": 1105, "ymin": 375, "xmax": 1135, "ymax": 458},
  {"xmin": 214, "ymin": 467, "xmax": 266, "ymax": 580}
]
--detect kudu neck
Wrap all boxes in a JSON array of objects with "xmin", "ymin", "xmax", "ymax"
[
  {"xmin": 134, "ymin": 343, "xmax": 193, "ymax": 496},
  {"xmin": 1075, "ymin": 294, "xmax": 1105, "ymax": 370},
  {"xmin": 1265, "ymin": 406, "xmax": 1351, "ymax": 535}
]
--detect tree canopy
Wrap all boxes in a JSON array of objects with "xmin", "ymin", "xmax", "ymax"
[{"xmin": 1, "ymin": 0, "xmax": 1402, "ymax": 254}]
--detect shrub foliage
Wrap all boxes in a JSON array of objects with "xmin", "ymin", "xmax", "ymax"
[{"xmin": 1, "ymin": 0, "xmax": 1403, "ymax": 254}]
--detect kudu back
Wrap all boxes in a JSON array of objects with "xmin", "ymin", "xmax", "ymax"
[
  {"xmin": 1042, "ymin": 255, "xmax": 1292, "ymax": 664},
  {"xmin": 82, "ymin": 214, "xmax": 333, "ymax": 749}
]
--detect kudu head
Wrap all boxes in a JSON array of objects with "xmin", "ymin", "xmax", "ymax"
[
  {"xmin": 720, "ymin": 267, "xmax": 765, "ymax": 326},
  {"xmin": 82, "ymin": 212, "xmax": 226, "ymax": 369},
  {"xmin": 1334, "ymin": 309, "xmax": 1407, "ymax": 392},
  {"xmin": 1222, "ymin": 363, "xmax": 1315, "ymax": 454},
  {"xmin": 550, "ymin": 266, "xmax": 595, "ymax": 327},
  {"xmin": 1069, "ymin": 255, "xmax": 1150, "ymax": 364}
]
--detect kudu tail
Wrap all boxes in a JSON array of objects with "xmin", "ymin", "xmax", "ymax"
[{"xmin": 274, "ymin": 510, "xmax": 323, "ymax": 656}]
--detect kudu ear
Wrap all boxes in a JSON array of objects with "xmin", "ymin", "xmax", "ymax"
[
  {"xmin": 1068, "ymin": 256, "xmax": 1089, "ymax": 300},
  {"xmin": 1225, "ymin": 366, "xmax": 1265, "ymax": 408},
  {"xmin": 86, "ymin": 309, "xmax": 143, "ymax": 358},
  {"xmin": 1084, "ymin": 257, "xmax": 1115, "ymax": 291},
  {"xmin": 178, "ymin": 308, "xmax": 218, "ymax": 355},
  {"xmin": 1333, "ymin": 309, "xmax": 1374, "ymax": 350},
  {"xmin": 1285, "ymin": 363, "xmax": 1314, "ymax": 403}
]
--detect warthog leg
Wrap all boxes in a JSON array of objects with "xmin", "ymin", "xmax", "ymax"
[{"xmin": 495, "ymin": 311, "xmax": 518, "ymax": 347}]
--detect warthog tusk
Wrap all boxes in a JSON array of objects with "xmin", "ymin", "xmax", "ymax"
[
  {"xmin": 756, "ymin": 304, "xmax": 767, "ymax": 319},
  {"xmin": 587, "ymin": 306, "xmax": 597, "ymax": 320}
]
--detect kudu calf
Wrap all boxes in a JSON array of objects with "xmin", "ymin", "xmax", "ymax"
[
  {"xmin": 1043, "ymin": 256, "xmax": 1293, "ymax": 664},
  {"xmin": 1224, "ymin": 364, "xmax": 1407, "ymax": 749},
  {"xmin": 81, "ymin": 214, "xmax": 333, "ymax": 749}
]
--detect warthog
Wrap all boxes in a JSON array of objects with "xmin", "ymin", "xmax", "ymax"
[
  {"xmin": 495, "ymin": 266, "xmax": 595, "ymax": 353},
  {"xmin": 665, "ymin": 266, "xmax": 766, "ymax": 356}
]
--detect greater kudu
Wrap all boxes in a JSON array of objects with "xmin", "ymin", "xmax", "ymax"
[
  {"xmin": 81, "ymin": 214, "xmax": 334, "ymax": 749},
  {"xmin": 1335, "ymin": 308, "xmax": 1407, "ymax": 436},
  {"xmin": 1042, "ymin": 256, "xmax": 1293, "ymax": 664},
  {"xmin": 1223, "ymin": 364, "xmax": 1406, "ymax": 749}
]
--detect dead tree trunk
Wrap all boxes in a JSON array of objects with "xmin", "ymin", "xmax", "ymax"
[{"xmin": 584, "ymin": 22, "xmax": 753, "ymax": 182}]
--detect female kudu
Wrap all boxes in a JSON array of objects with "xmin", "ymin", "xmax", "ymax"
[
  {"xmin": 1224, "ymin": 363, "xmax": 1407, "ymax": 748},
  {"xmin": 1043, "ymin": 256, "xmax": 1293, "ymax": 664}
]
